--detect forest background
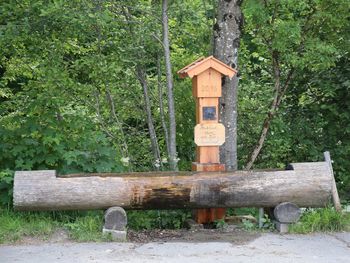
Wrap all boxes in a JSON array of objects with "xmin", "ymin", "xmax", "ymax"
[{"xmin": 0, "ymin": 0, "xmax": 349, "ymax": 211}]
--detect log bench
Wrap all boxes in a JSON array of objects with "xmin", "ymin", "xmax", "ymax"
[{"xmin": 13, "ymin": 161, "xmax": 333, "ymax": 211}]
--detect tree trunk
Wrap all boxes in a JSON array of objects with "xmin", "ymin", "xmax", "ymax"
[
  {"xmin": 214, "ymin": 0, "xmax": 243, "ymax": 171},
  {"xmin": 157, "ymin": 54, "xmax": 170, "ymax": 161},
  {"xmin": 136, "ymin": 67, "xmax": 162, "ymax": 170},
  {"xmin": 14, "ymin": 162, "xmax": 332, "ymax": 211},
  {"xmin": 161, "ymin": 0, "xmax": 177, "ymax": 171},
  {"xmin": 105, "ymin": 88, "xmax": 130, "ymax": 159},
  {"xmin": 122, "ymin": 7, "xmax": 162, "ymax": 169}
]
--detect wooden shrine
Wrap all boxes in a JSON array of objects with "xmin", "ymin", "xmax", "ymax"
[{"xmin": 177, "ymin": 56, "xmax": 237, "ymax": 223}]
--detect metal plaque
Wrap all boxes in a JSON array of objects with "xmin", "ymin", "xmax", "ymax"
[{"xmin": 202, "ymin": 106, "xmax": 216, "ymax": 121}]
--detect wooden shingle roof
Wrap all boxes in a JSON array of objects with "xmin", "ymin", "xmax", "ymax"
[{"xmin": 177, "ymin": 56, "xmax": 237, "ymax": 79}]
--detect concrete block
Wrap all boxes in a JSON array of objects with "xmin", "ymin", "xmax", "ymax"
[
  {"xmin": 275, "ymin": 221, "xmax": 289, "ymax": 233},
  {"xmin": 102, "ymin": 228, "xmax": 127, "ymax": 241}
]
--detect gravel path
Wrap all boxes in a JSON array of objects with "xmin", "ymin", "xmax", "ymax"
[{"xmin": 1, "ymin": 232, "xmax": 350, "ymax": 263}]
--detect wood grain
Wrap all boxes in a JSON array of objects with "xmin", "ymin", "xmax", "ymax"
[{"xmin": 194, "ymin": 123, "xmax": 225, "ymax": 146}]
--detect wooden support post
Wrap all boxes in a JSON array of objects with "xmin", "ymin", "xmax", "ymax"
[
  {"xmin": 178, "ymin": 56, "xmax": 237, "ymax": 224},
  {"xmin": 193, "ymin": 96, "xmax": 224, "ymax": 223},
  {"xmin": 324, "ymin": 151, "xmax": 342, "ymax": 212},
  {"xmin": 192, "ymin": 162, "xmax": 226, "ymax": 224}
]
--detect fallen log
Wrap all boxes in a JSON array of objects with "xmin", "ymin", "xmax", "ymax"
[{"xmin": 13, "ymin": 162, "xmax": 332, "ymax": 211}]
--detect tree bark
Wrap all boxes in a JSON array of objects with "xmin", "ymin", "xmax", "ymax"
[
  {"xmin": 161, "ymin": 0, "xmax": 177, "ymax": 171},
  {"xmin": 14, "ymin": 162, "xmax": 332, "ymax": 211},
  {"xmin": 136, "ymin": 67, "xmax": 162, "ymax": 170},
  {"xmin": 214, "ymin": 0, "xmax": 243, "ymax": 171}
]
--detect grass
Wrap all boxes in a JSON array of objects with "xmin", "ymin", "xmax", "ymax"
[
  {"xmin": 0, "ymin": 208, "xmax": 192, "ymax": 244},
  {"xmin": 232, "ymin": 207, "xmax": 350, "ymax": 233},
  {"xmin": 229, "ymin": 207, "xmax": 350, "ymax": 233},
  {"xmin": 289, "ymin": 207, "xmax": 350, "ymax": 233},
  {"xmin": 0, "ymin": 209, "xmax": 57, "ymax": 243},
  {"xmin": 1, "ymin": 206, "xmax": 350, "ymax": 244},
  {"xmin": 0, "ymin": 209, "xmax": 109, "ymax": 244},
  {"xmin": 64, "ymin": 212, "xmax": 112, "ymax": 242}
]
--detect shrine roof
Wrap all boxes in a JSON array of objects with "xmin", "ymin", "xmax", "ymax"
[{"xmin": 177, "ymin": 56, "xmax": 237, "ymax": 79}]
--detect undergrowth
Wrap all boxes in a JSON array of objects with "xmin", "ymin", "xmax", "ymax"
[
  {"xmin": 289, "ymin": 207, "xmax": 350, "ymax": 233},
  {"xmin": 0, "ymin": 208, "xmax": 192, "ymax": 244},
  {"xmin": 1, "ymin": 206, "xmax": 349, "ymax": 244},
  {"xmin": 0, "ymin": 209, "xmax": 108, "ymax": 244},
  {"xmin": 0, "ymin": 209, "xmax": 57, "ymax": 243},
  {"xmin": 127, "ymin": 210, "xmax": 191, "ymax": 230}
]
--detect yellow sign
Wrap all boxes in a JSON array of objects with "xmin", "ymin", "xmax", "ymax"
[{"xmin": 194, "ymin": 123, "xmax": 225, "ymax": 146}]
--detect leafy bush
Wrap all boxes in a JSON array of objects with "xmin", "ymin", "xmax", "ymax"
[{"xmin": 0, "ymin": 170, "xmax": 14, "ymax": 208}]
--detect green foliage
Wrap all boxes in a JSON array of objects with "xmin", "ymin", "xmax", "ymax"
[
  {"xmin": 0, "ymin": 209, "xmax": 110, "ymax": 244},
  {"xmin": 64, "ymin": 211, "xmax": 111, "ymax": 242},
  {"xmin": 214, "ymin": 219, "xmax": 227, "ymax": 229},
  {"xmin": 289, "ymin": 208, "xmax": 350, "ymax": 233},
  {"xmin": 0, "ymin": 209, "xmax": 57, "ymax": 243},
  {"xmin": 0, "ymin": 170, "xmax": 14, "ymax": 207},
  {"xmin": 0, "ymin": 0, "xmax": 349, "ymax": 235},
  {"xmin": 240, "ymin": 214, "xmax": 274, "ymax": 231},
  {"xmin": 1, "ymin": 0, "xmax": 134, "ymax": 174},
  {"xmin": 0, "ymin": 111, "xmax": 122, "ymax": 174},
  {"xmin": 238, "ymin": 0, "xmax": 350, "ymax": 201},
  {"xmin": 0, "ymin": 0, "xmax": 216, "ymax": 175},
  {"xmin": 259, "ymin": 214, "xmax": 275, "ymax": 230},
  {"xmin": 242, "ymin": 219, "xmax": 256, "ymax": 231},
  {"xmin": 127, "ymin": 210, "xmax": 191, "ymax": 230}
]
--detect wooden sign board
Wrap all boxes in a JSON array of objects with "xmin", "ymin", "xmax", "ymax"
[
  {"xmin": 192, "ymin": 69, "xmax": 222, "ymax": 98},
  {"xmin": 194, "ymin": 123, "xmax": 225, "ymax": 146}
]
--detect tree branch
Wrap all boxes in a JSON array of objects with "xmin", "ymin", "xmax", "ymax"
[{"xmin": 245, "ymin": 51, "xmax": 295, "ymax": 170}]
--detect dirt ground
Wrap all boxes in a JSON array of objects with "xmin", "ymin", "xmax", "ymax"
[
  {"xmin": 10, "ymin": 225, "xmax": 260, "ymax": 245},
  {"xmin": 127, "ymin": 226, "xmax": 260, "ymax": 244}
]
